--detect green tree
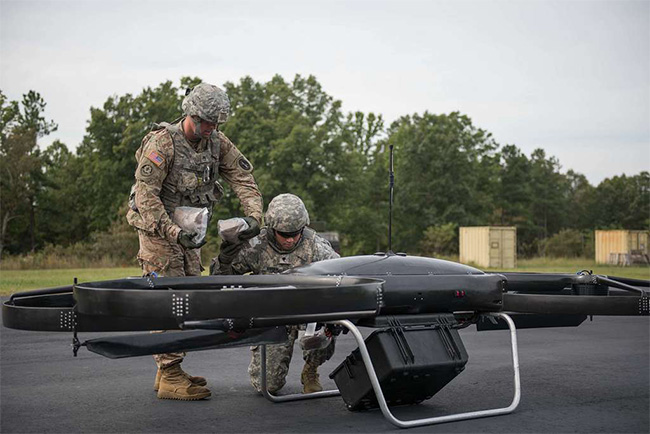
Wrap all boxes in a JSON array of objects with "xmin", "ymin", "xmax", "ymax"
[
  {"xmin": 593, "ymin": 172, "xmax": 650, "ymax": 230},
  {"xmin": 14, "ymin": 77, "xmax": 649, "ymax": 264},
  {"xmin": 221, "ymin": 75, "xmax": 386, "ymax": 254},
  {"xmin": 76, "ymin": 80, "xmax": 185, "ymax": 232},
  {"xmin": 494, "ymin": 145, "xmax": 532, "ymax": 225},
  {"xmin": 0, "ymin": 90, "xmax": 57, "ymax": 257},
  {"xmin": 386, "ymin": 112, "xmax": 499, "ymax": 252},
  {"xmin": 527, "ymin": 149, "xmax": 570, "ymax": 256},
  {"xmin": 543, "ymin": 228, "xmax": 593, "ymax": 258},
  {"xmin": 564, "ymin": 170, "xmax": 597, "ymax": 230},
  {"xmin": 222, "ymin": 75, "xmax": 345, "ymax": 215},
  {"xmin": 419, "ymin": 223, "xmax": 458, "ymax": 257},
  {"xmin": 492, "ymin": 145, "xmax": 536, "ymax": 256},
  {"xmin": 330, "ymin": 111, "xmax": 387, "ymax": 254},
  {"xmin": 36, "ymin": 141, "xmax": 88, "ymax": 246}
]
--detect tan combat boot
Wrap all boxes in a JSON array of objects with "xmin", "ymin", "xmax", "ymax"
[
  {"xmin": 157, "ymin": 363, "xmax": 211, "ymax": 400},
  {"xmin": 154, "ymin": 366, "xmax": 207, "ymax": 391},
  {"xmin": 301, "ymin": 362, "xmax": 323, "ymax": 394}
]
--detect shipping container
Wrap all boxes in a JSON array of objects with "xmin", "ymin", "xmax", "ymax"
[
  {"xmin": 595, "ymin": 230, "xmax": 649, "ymax": 264},
  {"xmin": 459, "ymin": 226, "xmax": 517, "ymax": 269}
]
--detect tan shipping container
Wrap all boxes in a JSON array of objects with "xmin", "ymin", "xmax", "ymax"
[
  {"xmin": 459, "ymin": 226, "xmax": 517, "ymax": 269},
  {"xmin": 595, "ymin": 230, "xmax": 649, "ymax": 264}
]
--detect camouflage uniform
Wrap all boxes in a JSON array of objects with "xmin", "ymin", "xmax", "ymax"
[
  {"xmin": 127, "ymin": 91, "xmax": 263, "ymax": 370},
  {"xmin": 211, "ymin": 213, "xmax": 339, "ymax": 393},
  {"xmin": 215, "ymin": 227, "xmax": 339, "ymax": 275}
]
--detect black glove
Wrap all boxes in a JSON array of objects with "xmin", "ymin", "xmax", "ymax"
[
  {"xmin": 218, "ymin": 240, "xmax": 243, "ymax": 265},
  {"xmin": 178, "ymin": 230, "xmax": 207, "ymax": 250},
  {"xmin": 238, "ymin": 216, "xmax": 260, "ymax": 241}
]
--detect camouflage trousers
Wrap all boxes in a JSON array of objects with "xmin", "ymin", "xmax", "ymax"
[
  {"xmin": 138, "ymin": 230, "xmax": 203, "ymax": 369},
  {"xmin": 138, "ymin": 230, "xmax": 202, "ymax": 277},
  {"xmin": 248, "ymin": 326, "xmax": 336, "ymax": 393}
]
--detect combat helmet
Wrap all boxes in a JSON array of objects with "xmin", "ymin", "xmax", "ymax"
[
  {"xmin": 265, "ymin": 194, "xmax": 310, "ymax": 233},
  {"xmin": 182, "ymin": 83, "xmax": 230, "ymax": 134}
]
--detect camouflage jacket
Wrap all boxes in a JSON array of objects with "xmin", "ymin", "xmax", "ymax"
[
  {"xmin": 126, "ymin": 121, "xmax": 263, "ymax": 242},
  {"xmin": 211, "ymin": 227, "xmax": 340, "ymax": 275}
]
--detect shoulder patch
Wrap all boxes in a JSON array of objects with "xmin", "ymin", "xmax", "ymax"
[
  {"xmin": 237, "ymin": 156, "xmax": 252, "ymax": 172},
  {"xmin": 147, "ymin": 150, "xmax": 165, "ymax": 167},
  {"xmin": 140, "ymin": 164, "xmax": 154, "ymax": 177}
]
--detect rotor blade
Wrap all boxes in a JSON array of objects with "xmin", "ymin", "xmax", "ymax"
[
  {"xmin": 83, "ymin": 327, "xmax": 288, "ymax": 359},
  {"xmin": 74, "ymin": 276, "xmax": 382, "ymax": 320},
  {"xmin": 503, "ymin": 293, "xmax": 648, "ymax": 316},
  {"xmin": 596, "ymin": 276, "xmax": 649, "ymax": 294},
  {"xmin": 498, "ymin": 273, "xmax": 577, "ymax": 292},
  {"xmin": 9, "ymin": 285, "xmax": 73, "ymax": 302},
  {"xmin": 603, "ymin": 276, "xmax": 650, "ymax": 287}
]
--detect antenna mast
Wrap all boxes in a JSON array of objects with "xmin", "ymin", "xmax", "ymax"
[{"xmin": 388, "ymin": 145, "xmax": 394, "ymax": 254}]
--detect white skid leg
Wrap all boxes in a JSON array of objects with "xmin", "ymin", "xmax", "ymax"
[
  {"xmin": 331, "ymin": 312, "xmax": 521, "ymax": 428},
  {"xmin": 260, "ymin": 344, "xmax": 341, "ymax": 402}
]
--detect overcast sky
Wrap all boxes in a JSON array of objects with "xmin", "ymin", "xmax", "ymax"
[{"xmin": 1, "ymin": 0, "xmax": 648, "ymax": 184}]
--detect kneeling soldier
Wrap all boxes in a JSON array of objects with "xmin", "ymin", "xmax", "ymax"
[{"xmin": 210, "ymin": 193, "xmax": 339, "ymax": 394}]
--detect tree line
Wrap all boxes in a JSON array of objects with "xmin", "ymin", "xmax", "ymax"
[{"xmin": 1, "ymin": 76, "xmax": 648, "ymax": 264}]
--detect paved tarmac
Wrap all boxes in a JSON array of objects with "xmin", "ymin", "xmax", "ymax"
[{"xmin": 1, "ymin": 305, "xmax": 648, "ymax": 433}]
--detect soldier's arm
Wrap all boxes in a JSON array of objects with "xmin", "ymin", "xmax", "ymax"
[
  {"xmin": 133, "ymin": 132, "xmax": 182, "ymax": 242},
  {"xmin": 314, "ymin": 237, "xmax": 341, "ymax": 262},
  {"xmin": 230, "ymin": 255, "xmax": 254, "ymax": 275},
  {"xmin": 217, "ymin": 133, "xmax": 263, "ymax": 224},
  {"xmin": 210, "ymin": 241, "xmax": 259, "ymax": 275},
  {"xmin": 209, "ymin": 255, "xmax": 234, "ymax": 275}
]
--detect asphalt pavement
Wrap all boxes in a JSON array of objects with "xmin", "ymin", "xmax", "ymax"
[{"xmin": 1, "ymin": 304, "xmax": 648, "ymax": 433}]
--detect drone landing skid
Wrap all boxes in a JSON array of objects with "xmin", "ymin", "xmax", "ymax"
[{"xmin": 259, "ymin": 313, "xmax": 520, "ymax": 429}]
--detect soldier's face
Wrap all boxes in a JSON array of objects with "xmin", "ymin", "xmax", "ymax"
[
  {"xmin": 198, "ymin": 120, "xmax": 217, "ymax": 138},
  {"xmin": 274, "ymin": 229, "xmax": 302, "ymax": 250},
  {"xmin": 200, "ymin": 120, "xmax": 217, "ymax": 137},
  {"xmin": 190, "ymin": 116, "xmax": 217, "ymax": 139}
]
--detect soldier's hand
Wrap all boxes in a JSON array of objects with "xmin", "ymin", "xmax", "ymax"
[
  {"xmin": 178, "ymin": 230, "xmax": 207, "ymax": 250},
  {"xmin": 218, "ymin": 240, "xmax": 243, "ymax": 264},
  {"xmin": 238, "ymin": 216, "xmax": 260, "ymax": 241}
]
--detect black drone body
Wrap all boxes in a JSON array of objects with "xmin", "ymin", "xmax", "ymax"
[
  {"xmin": 292, "ymin": 253, "xmax": 648, "ymax": 318},
  {"xmin": 3, "ymin": 252, "xmax": 646, "ymax": 350},
  {"xmin": 290, "ymin": 252, "xmax": 505, "ymax": 315}
]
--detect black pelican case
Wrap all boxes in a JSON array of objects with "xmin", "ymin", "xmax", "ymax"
[{"xmin": 329, "ymin": 314, "xmax": 468, "ymax": 411}]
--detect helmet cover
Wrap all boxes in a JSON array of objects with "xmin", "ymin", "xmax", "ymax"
[
  {"xmin": 265, "ymin": 194, "xmax": 310, "ymax": 233},
  {"xmin": 182, "ymin": 83, "xmax": 230, "ymax": 124}
]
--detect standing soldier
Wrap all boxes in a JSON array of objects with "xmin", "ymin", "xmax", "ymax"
[
  {"xmin": 126, "ymin": 83, "xmax": 263, "ymax": 401},
  {"xmin": 210, "ymin": 193, "xmax": 339, "ymax": 394}
]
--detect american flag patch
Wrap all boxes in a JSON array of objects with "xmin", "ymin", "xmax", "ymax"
[{"xmin": 147, "ymin": 150, "xmax": 165, "ymax": 167}]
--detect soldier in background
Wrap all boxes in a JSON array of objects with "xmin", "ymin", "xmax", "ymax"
[
  {"xmin": 126, "ymin": 83, "xmax": 263, "ymax": 400},
  {"xmin": 210, "ymin": 193, "xmax": 339, "ymax": 394}
]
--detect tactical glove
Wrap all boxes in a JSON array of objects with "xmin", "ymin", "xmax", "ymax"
[
  {"xmin": 238, "ymin": 216, "xmax": 261, "ymax": 241},
  {"xmin": 178, "ymin": 230, "xmax": 207, "ymax": 250},
  {"xmin": 218, "ymin": 240, "xmax": 243, "ymax": 265}
]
